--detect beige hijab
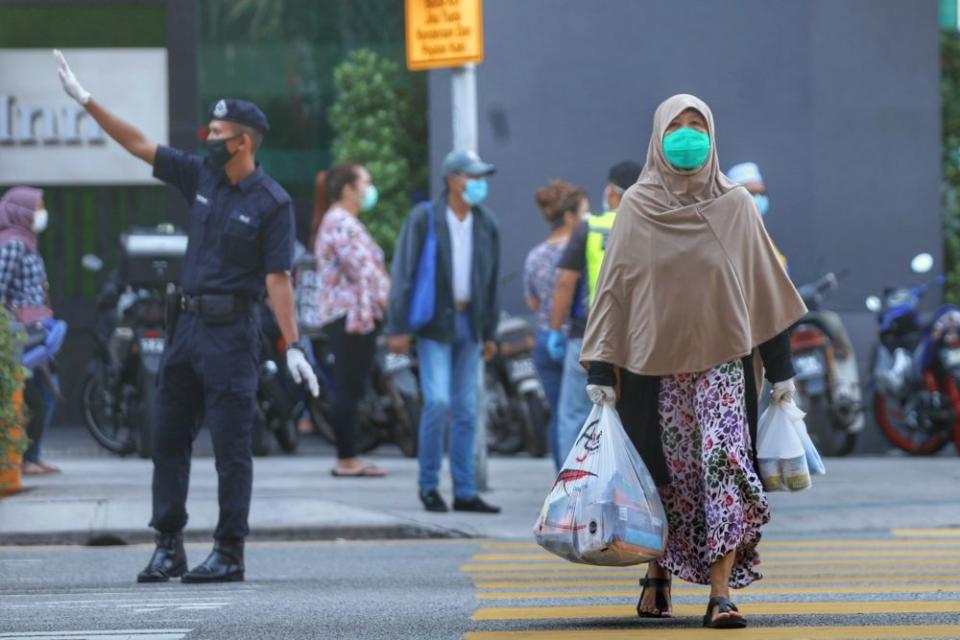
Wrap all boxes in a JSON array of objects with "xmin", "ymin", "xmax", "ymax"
[{"xmin": 580, "ymin": 94, "xmax": 807, "ymax": 376}]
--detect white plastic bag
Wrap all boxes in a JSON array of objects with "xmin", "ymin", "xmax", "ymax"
[
  {"xmin": 790, "ymin": 404, "xmax": 826, "ymax": 476},
  {"xmin": 757, "ymin": 399, "xmax": 813, "ymax": 492},
  {"xmin": 533, "ymin": 402, "xmax": 668, "ymax": 566}
]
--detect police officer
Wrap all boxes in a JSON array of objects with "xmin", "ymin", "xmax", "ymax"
[{"xmin": 54, "ymin": 50, "xmax": 319, "ymax": 583}]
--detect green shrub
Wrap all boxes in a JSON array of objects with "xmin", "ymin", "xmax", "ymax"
[
  {"xmin": 329, "ymin": 48, "xmax": 428, "ymax": 262},
  {"xmin": 0, "ymin": 309, "xmax": 27, "ymax": 469},
  {"xmin": 943, "ymin": 31, "xmax": 960, "ymax": 303}
]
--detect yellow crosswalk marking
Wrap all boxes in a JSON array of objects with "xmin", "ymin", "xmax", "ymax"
[
  {"xmin": 461, "ymin": 557, "xmax": 960, "ymax": 571},
  {"xmin": 894, "ymin": 528, "xmax": 960, "ymax": 538},
  {"xmin": 470, "ymin": 600, "xmax": 960, "ymax": 621},
  {"xmin": 475, "ymin": 583, "xmax": 960, "ymax": 600},
  {"xmin": 464, "ymin": 625, "xmax": 960, "ymax": 639},
  {"xmin": 471, "ymin": 549, "xmax": 960, "ymax": 562},
  {"xmin": 465, "ymin": 567, "xmax": 960, "ymax": 580},
  {"xmin": 473, "ymin": 578, "xmax": 960, "ymax": 590},
  {"xmin": 482, "ymin": 539, "xmax": 960, "ymax": 550}
]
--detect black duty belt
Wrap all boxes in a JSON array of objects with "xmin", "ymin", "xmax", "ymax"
[{"xmin": 180, "ymin": 294, "xmax": 250, "ymax": 323}]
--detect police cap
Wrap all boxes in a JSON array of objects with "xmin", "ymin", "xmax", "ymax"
[{"xmin": 207, "ymin": 98, "xmax": 270, "ymax": 134}]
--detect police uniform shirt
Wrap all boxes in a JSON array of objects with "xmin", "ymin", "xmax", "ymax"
[{"xmin": 153, "ymin": 146, "xmax": 294, "ymax": 298}]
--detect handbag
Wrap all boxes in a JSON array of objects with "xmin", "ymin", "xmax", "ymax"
[{"xmin": 406, "ymin": 202, "xmax": 437, "ymax": 331}]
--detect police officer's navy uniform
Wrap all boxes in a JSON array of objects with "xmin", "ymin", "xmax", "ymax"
[{"xmin": 140, "ymin": 100, "xmax": 293, "ymax": 582}]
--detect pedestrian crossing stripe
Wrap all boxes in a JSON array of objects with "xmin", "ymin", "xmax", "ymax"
[
  {"xmin": 464, "ymin": 536, "xmax": 960, "ymax": 638},
  {"xmin": 463, "ymin": 626, "xmax": 960, "ymax": 639},
  {"xmin": 893, "ymin": 528, "xmax": 960, "ymax": 537},
  {"xmin": 471, "ymin": 600, "xmax": 960, "ymax": 620}
]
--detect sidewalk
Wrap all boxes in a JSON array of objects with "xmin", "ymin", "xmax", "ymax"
[{"xmin": 2, "ymin": 427, "xmax": 958, "ymax": 544}]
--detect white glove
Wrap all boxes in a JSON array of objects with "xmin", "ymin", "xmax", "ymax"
[
  {"xmin": 771, "ymin": 379, "xmax": 795, "ymax": 405},
  {"xmin": 586, "ymin": 384, "xmax": 616, "ymax": 405},
  {"xmin": 286, "ymin": 347, "xmax": 319, "ymax": 398},
  {"xmin": 53, "ymin": 49, "xmax": 91, "ymax": 105}
]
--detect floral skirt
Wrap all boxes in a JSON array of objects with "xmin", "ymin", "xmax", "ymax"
[{"xmin": 656, "ymin": 360, "xmax": 769, "ymax": 588}]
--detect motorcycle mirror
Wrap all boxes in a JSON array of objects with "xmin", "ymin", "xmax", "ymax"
[
  {"xmin": 911, "ymin": 253, "xmax": 934, "ymax": 274},
  {"xmin": 81, "ymin": 254, "xmax": 104, "ymax": 273},
  {"xmin": 865, "ymin": 296, "xmax": 882, "ymax": 313}
]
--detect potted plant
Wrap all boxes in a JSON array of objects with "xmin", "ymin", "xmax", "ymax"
[{"xmin": 0, "ymin": 308, "xmax": 27, "ymax": 498}]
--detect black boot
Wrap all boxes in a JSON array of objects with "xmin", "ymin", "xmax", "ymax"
[
  {"xmin": 181, "ymin": 540, "xmax": 244, "ymax": 583},
  {"xmin": 137, "ymin": 532, "xmax": 187, "ymax": 583}
]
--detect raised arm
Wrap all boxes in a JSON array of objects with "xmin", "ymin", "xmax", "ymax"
[{"xmin": 54, "ymin": 50, "xmax": 157, "ymax": 165}]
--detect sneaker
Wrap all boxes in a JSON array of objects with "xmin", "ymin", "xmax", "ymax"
[
  {"xmin": 453, "ymin": 495, "xmax": 501, "ymax": 514},
  {"xmin": 419, "ymin": 489, "xmax": 448, "ymax": 513}
]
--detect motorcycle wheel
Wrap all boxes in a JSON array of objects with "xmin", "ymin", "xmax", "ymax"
[
  {"xmin": 274, "ymin": 415, "xmax": 300, "ymax": 453},
  {"xmin": 251, "ymin": 404, "xmax": 270, "ymax": 457},
  {"xmin": 485, "ymin": 371, "xmax": 524, "ymax": 455},
  {"xmin": 136, "ymin": 367, "xmax": 158, "ymax": 460},
  {"xmin": 355, "ymin": 386, "xmax": 383, "ymax": 454},
  {"xmin": 81, "ymin": 369, "xmax": 136, "ymax": 455},
  {"xmin": 388, "ymin": 382, "xmax": 420, "ymax": 458},
  {"xmin": 873, "ymin": 391, "xmax": 951, "ymax": 455},
  {"xmin": 307, "ymin": 389, "xmax": 337, "ymax": 446},
  {"xmin": 802, "ymin": 394, "xmax": 856, "ymax": 457},
  {"xmin": 521, "ymin": 391, "xmax": 549, "ymax": 458}
]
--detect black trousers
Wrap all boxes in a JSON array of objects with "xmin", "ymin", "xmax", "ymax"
[
  {"xmin": 322, "ymin": 317, "xmax": 378, "ymax": 460},
  {"xmin": 150, "ymin": 312, "xmax": 259, "ymax": 541}
]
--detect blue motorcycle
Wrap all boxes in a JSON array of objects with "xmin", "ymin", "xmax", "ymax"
[{"xmin": 867, "ymin": 253, "xmax": 960, "ymax": 455}]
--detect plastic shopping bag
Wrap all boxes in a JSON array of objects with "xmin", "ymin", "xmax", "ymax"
[
  {"xmin": 533, "ymin": 402, "xmax": 668, "ymax": 566},
  {"xmin": 757, "ymin": 399, "xmax": 812, "ymax": 492},
  {"xmin": 789, "ymin": 403, "xmax": 826, "ymax": 476}
]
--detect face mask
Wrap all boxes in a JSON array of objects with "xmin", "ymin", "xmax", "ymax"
[
  {"xmin": 361, "ymin": 185, "xmax": 379, "ymax": 211},
  {"xmin": 753, "ymin": 193, "xmax": 770, "ymax": 216},
  {"xmin": 205, "ymin": 134, "xmax": 242, "ymax": 167},
  {"xmin": 662, "ymin": 127, "xmax": 711, "ymax": 170},
  {"xmin": 32, "ymin": 208, "xmax": 48, "ymax": 233},
  {"xmin": 463, "ymin": 178, "xmax": 488, "ymax": 206}
]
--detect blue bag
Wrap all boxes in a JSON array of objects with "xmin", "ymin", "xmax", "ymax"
[{"xmin": 407, "ymin": 203, "xmax": 437, "ymax": 331}]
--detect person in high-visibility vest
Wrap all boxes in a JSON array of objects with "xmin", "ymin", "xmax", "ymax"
[
  {"xmin": 726, "ymin": 162, "xmax": 787, "ymax": 269},
  {"xmin": 547, "ymin": 161, "xmax": 642, "ymax": 465}
]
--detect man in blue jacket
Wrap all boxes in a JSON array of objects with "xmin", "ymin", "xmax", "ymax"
[{"xmin": 387, "ymin": 150, "xmax": 501, "ymax": 513}]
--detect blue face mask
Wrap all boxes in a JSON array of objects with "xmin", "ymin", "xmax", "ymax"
[
  {"xmin": 753, "ymin": 193, "xmax": 770, "ymax": 216},
  {"xmin": 463, "ymin": 178, "xmax": 488, "ymax": 206},
  {"xmin": 361, "ymin": 185, "xmax": 379, "ymax": 211}
]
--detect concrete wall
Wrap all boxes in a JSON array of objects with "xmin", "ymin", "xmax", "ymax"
[{"xmin": 428, "ymin": 0, "xmax": 942, "ymax": 452}]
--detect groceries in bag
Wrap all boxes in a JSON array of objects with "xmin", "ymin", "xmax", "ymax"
[
  {"xmin": 757, "ymin": 398, "xmax": 817, "ymax": 491},
  {"xmin": 533, "ymin": 402, "xmax": 667, "ymax": 566}
]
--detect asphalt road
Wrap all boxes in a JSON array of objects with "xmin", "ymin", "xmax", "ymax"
[{"xmin": 3, "ymin": 532, "xmax": 960, "ymax": 640}]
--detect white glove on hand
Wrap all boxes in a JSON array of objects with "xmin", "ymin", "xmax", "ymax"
[
  {"xmin": 53, "ymin": 49, "xmax": 91, "ymax": 105},
  {"xmin": 586, "ymin": 384, "xmax": 616, "ymax": 405},
  {"xmin": 286, "ymin": 347, "xmax": 319, "ymax": 398},
  {"xmin": 772, "ymin": 379, "xmax": 796, "ymax": 405}
]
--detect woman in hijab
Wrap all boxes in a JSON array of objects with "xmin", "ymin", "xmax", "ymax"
[
  {"xmin": 580, "ymin": 95, "xmax": 806, "ymax": 629},
  {"xmin": 0, "ymin": 186, "xmax": 60, "ymax": 476}
]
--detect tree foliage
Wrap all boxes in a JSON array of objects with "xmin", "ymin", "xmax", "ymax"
[
  {"xmin": 942, "ymin": 32, "xmax": 960, "ymax": 303},
  {"xmin": 329, "ymin": 49, "xmax": 428, "ymax": 261}
]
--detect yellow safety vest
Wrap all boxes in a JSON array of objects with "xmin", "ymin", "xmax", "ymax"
[{"xmin": 585, "ymin": 211, "xmax": 617, "ymax": 307}]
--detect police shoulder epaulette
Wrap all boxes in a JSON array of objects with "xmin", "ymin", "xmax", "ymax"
[{"xmin": 262, "ymin": 178, "xmax": 291, "ymax": 205}]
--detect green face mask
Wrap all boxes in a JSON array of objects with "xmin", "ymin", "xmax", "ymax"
[{"xmin": 662, "ymin": 127, "xmax": 711, "ymax": 170}]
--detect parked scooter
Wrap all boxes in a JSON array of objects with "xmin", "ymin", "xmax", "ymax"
[
  {"xmin": 867, "ymin": 253, "xmax": 960, "ymax": 455},
  {"xmin": 80, "ymin": 225, "xmax": 186, "ymax": 458},
  {"xmin": 250, "ymin": 302, "xmax": 302, "ymax": 457},
  {"xmin": 790, "ymin": 271, "xmax": 863, "ymax": 456},
  {"xmin": 484, "ymin": 312, "xmax": 550, "ymax": 458}
]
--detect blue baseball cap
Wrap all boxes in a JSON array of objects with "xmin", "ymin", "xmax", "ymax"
[
  {"xmin": 442, "ymin": 149, "xmax": 495, "ymax": 177},
  {"xmin": 207, "ymin": 98, "xmax": 270, "ymax": 134}
]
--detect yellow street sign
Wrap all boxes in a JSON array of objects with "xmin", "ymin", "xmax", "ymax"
[{"xmin": 405, "ymin": 0, "xmax": 483, "ymax": 71}]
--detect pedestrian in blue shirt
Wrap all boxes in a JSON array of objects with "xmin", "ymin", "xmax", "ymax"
[
  {"xmin": 386, "ymin": 150, "xmax": 501, "ymax": 514},
  {"xmin": 55, "ymin": 50, "xmax": 318, "ymax": 584}
]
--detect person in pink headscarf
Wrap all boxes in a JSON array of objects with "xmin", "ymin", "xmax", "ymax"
[{"xmin": 0, "ymin": 186, "xmax": 60, "ymax": 475}]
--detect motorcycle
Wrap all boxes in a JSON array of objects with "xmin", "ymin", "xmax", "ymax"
[
  {"xmin": 484, "ymin": 312, "xmax": 550, "ymax": 458},
  {"xmin": 790, "ymin": 271, "xmax": 863, "ymax": 456},
  {"xmin": 80, "ymin": 225, "xmax": 186, "ymax": 458},
  {"xmin": 250, "ymin": 303, "xmax": 303, "ymax": 457},
  {"xmin": 867, "ymin": 252, "xmax": 960, "ymax": 455}
]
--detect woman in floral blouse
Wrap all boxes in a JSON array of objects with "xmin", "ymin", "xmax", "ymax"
[{"xmin": 310, "ymin": 164, "xmax": 390, "ymax": 477}]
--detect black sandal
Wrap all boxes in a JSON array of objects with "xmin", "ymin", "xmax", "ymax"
[
  {"xmin": 636, "ymin": 573, "xmax": 672, "ymax": 618},
  {"xmin": 702, "ymin": 596, "xmax": 747, "ymax": 629}
]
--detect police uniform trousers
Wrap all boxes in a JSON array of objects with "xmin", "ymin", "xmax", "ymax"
[{"xmin": 149, "ymin": 309, "xmax": 260, "ymax": 541}]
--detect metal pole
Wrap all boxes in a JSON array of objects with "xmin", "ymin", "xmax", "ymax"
[{"xmin": 452, "ymin": 63, "xmax": 488, "ymax": 491}]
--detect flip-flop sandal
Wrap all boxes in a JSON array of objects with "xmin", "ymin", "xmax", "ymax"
[
  {"xmin": 330, "ymin": 465, "xmax": 386, "ymax": 478},
  {"xmin": 37, "ymin": 461, "xmax": 61, "ymax": 474},
  {"xmin": 637, "ymin": 573, "xmax": 672, "ymax": 618},
  {"xmin": 702, "ymin": 596, "xmax": 747, "ymax": 629},
  {"xmin": 22, "ymin": 462, "xmax": 51, "ymax": 476}
]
